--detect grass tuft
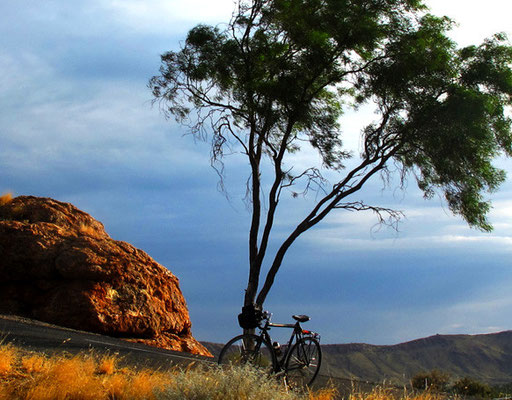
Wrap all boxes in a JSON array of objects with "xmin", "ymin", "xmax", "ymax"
[
  {"xmin": 79, "ymin": 223, "xmax": 98, "ymax": 236},
  {"xmin": 0, "ymin": 192, "xmax": 13, "ymax": 206},
  {"xmin": 0, "ymin": 345, "xmax": 15, "ymax": 375},
  {"xmin": 97, "ymin": 354, "xmax": 117, "ymax": 375},
  {"xmin": 131, "ymin": 369, "xmax": 170, "ymax": 399},
  {"xmin": 21, "ymin": 354, "xmax": 45, "ymax": 374},
  {"xmin": 309, "ymin": 387, "xmax": 339, "ymax": 400},
  {"xmin": 349, "ymin": 386, "xmax": 447, "ymax": 400}
]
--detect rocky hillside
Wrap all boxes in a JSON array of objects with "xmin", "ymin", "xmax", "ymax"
[
  {"xmin": 0, "ymin": 195, "xmax": 210, "ymax": 357},
  {"xmin": 322, "ymin": 331, "xmax": 512, "ymax": 385}
]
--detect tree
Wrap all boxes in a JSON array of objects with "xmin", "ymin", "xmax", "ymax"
[
  {"xmin": 150, "ymin": 0, "xmax": 512, "ymax": 312},
  {"xmin": 411, "ymin": 369, "xmax": 451, "ymax": 392}
]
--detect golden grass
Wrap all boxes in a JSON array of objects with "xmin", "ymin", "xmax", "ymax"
[
  {"xmin": 309, "ymin": 387, "xmax": 339, "ymax": 400},
  {"xmin": 97, "ymin": 355, "xmax": 117, "ymax": 375},
  {"xmin": 21, "ymin": 354, "xmax": 45, "ymax": 374},
  {"xmin": 3, "ymin": 343, "xmax": 450, "ymax": 400},
  {"xmin": 0, "ymin": 344, "xmax": 16, "ymax": 375},
  {"xmin": 0, "ymin": 345, "xmax": 169, "ymax": 400},
  {"xmin": 0, "ymin": 192, "xmax": 13, "ymax": 206},
  {"xmin": 349, "ymin": 386, "xmax": 448, "ymax": 400},
  {"xmin": 79, "ymin": 223, "xmax": 98, "ymax": 236}
]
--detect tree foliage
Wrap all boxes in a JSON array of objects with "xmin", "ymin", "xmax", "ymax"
[
  {"xmin": 150, "ymin": 0, "xmax": 512, "ymax": 308},
  {"xmin": 411, "ymin": 370, "xmax": 451, "ymax": 392}
]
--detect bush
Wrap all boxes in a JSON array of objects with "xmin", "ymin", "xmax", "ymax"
[
  {"xmin": 453, "ymin": 377, "xmax": 494, "ymax": 398},
  {"xmin": 493, "ymin": 381, "xmax": 512, "ymax": 397},
  {"xmin": 411, "ymin": 370, "xmax": 450, "ymax": 392}
]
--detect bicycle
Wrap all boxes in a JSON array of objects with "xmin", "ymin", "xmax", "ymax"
[{"xmin": 218, "ymin": 306, "xmax": 322, "ymax": 387}]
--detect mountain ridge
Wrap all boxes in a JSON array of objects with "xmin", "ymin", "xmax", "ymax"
[{"xmin": 321, "ymin": 330, "xmax": 512, "ymax": 385}]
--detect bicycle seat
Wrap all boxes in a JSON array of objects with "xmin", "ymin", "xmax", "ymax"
[{"xmin": 292, "ymin": 314, "xmax": 310, "ymax": 323}]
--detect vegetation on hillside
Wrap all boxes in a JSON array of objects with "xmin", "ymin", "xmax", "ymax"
[{"xmin": 411, "ymin": 369, "xmax": 512, "ymax": 399}]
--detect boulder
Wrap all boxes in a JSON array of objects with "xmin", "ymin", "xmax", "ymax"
[{"xmin": 0, "ymin": 195, "xmax": 211, "ymax": 357}]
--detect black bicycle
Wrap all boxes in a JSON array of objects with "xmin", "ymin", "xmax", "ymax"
[{"xmin": 218, "ymin": 306, "xmax": 322, "ymax": 387}]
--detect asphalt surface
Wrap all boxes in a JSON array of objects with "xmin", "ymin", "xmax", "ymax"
[
  {"xmin": 0, "ymin": 314, "xmax": 383, "ymax": 398},
  {"xmin": 0, "ymin": 314, "xmax": 214, "ymax": 370}
]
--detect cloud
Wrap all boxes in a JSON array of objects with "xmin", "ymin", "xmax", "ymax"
[
  {"xmin": 428, "ymin": 0, "xmax": 512, "ymax": 46},
  {"xmin": 294, "ymin": 184, "xmax": 512, "ymax": 256},
  {"xmin": 103, "ymin": 0, "xmax": 235, "ymax": 34},
  {"xmin": 0, "ymin": 35, "xmax": 215, "ymax": 196},
  {"xmin": 436, "ymin": 288, "xmax": 512, "ymax": 335},
  {"xmin": 2, "ymin": 0, "xmax": 512, "ymax": 346},
  {"xmin": 306, "ymin": 227, "xmax": 512, "ymax": 254},
  {"xmin": 490, "ymin": 199, "xmax": 512, "ymax": 220}
]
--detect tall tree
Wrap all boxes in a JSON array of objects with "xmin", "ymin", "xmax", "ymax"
[{"xmin": 150, "ymin": 0, "xmax": 512, "ymax": 311}]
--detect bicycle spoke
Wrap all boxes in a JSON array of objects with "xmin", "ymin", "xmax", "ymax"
[
  {"xmin": 218, "ymin": 334, "xmax": 276, "ymax": 374},
  {"xmin": 284, "ymin": 337, "xmax": 322, "ymax": 387}
]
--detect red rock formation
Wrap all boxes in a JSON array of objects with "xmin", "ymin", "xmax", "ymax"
[{"xmin": 0, "ymin": 195, "xmax": 211, "ymax": 357}]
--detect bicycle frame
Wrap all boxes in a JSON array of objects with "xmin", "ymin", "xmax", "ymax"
[{"xmin": 257, "ymin": 312, "xmax": 317, "ymax": 369}]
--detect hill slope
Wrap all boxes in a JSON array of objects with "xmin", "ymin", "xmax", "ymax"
[{"xmin": 322, "ymin": 331, "xmax": 512, "ymax": 385}]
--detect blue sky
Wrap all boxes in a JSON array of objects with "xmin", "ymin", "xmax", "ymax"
[{"xmin": 1, "ymin": 0, "xmax": 511, "ymax": 346}]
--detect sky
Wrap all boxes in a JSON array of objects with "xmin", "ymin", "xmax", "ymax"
[{"xmin": 1, "ymin": 0, "xmax": 511, "ymax": 346}]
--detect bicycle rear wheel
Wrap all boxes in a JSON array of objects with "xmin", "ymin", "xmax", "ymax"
[
  {"xmin": 284, "ymin": 336, "xmax": 322, "ymax": 387},
  {"xmin": 218, "ymin": 334, "xmax": 277, "ymax": 374}
]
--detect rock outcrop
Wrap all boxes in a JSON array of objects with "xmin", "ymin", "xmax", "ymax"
[{"xmin": 0, "ymin": 195, "xmax": 211, "ymax": 357}]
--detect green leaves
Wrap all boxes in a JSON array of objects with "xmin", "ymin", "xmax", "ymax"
[{"xmin": 150, "ymin": 0, "xmax": 512, "ymax": 232}]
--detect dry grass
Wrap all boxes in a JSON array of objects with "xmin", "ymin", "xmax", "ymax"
[
  {"xmin": 79, "ymin": 223, "xmax": 98, "ymax": 236},
  {"xmin": 0, "ymin": 192, "xmax": 13, "ymax": 206},
  {"xmin": 157, "ymin": 364, "xmax": 303, "ymax": 400},
  {"xmin": 0, "ymin": 344, "xmax": 340, "ymax": 400},
  {"xmin": 0, "ymin": 345, "xmax": 169, "ymax": 400},
  {"xmin": 0, "ymin": 344, "xmax": 16, "ymax": 375},
  {"xmin": 0, "ymin": 343, "xmax": 458, "ymax": 400},
  {"xmin": 309, "ymin": 387, "xmax": 339, "ymax": 400},
  {"xmin": 21, "ymin": 354, "xmax": 45, "ymax": 374},
  {"xmin": 97, "ymin": 355, "xmax": 117, "ymax": 375},
  {"xmin": 349, "ymin": 386, "xmax": 449, "ymax": 400}
]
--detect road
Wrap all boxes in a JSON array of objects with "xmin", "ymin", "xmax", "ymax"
[
  {"xmin": 0, "ymin": 314, "xmax": 380, "ymax": 397},
  {"xmin": 0, "ymin": 314, "xmax": 214, "ymax": 370}
]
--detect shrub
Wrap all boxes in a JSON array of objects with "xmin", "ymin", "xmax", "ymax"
[
  {"xmin": 0, "ymin": 192, "xmax": 13, "ymax": 206},
  {"xmin": 411, "ymin": 370, "xmax": 450, "ymax": 392},
  {"xmin": 453, "ymin": 377, "xmax": 494, "ymax": 398}
]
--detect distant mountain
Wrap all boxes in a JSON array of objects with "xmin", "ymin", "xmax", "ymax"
[
  {"xmin": 204, "ymin": 331, "xmax": 512, "ymax": 386},
  {"xmin": 321, "ymin": 331, "xmax": 512, "ymax": 385}
]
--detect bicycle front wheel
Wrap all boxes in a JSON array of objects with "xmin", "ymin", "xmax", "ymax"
[
  {"xmin": 218, "ymin": 334, "xmax": 277, "ymax": 374},
  {"xmin": 284, "ymin": 336, "xmax": 322, "ymax": 387}
]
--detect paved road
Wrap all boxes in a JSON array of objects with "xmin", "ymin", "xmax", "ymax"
[
  {"xmin": 0, "ymin": 315, "xmax": 378, "ymax": 397},
  {"xmin": 0, "ymin": 314, "xmax": 214, "ymax": 370}
]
